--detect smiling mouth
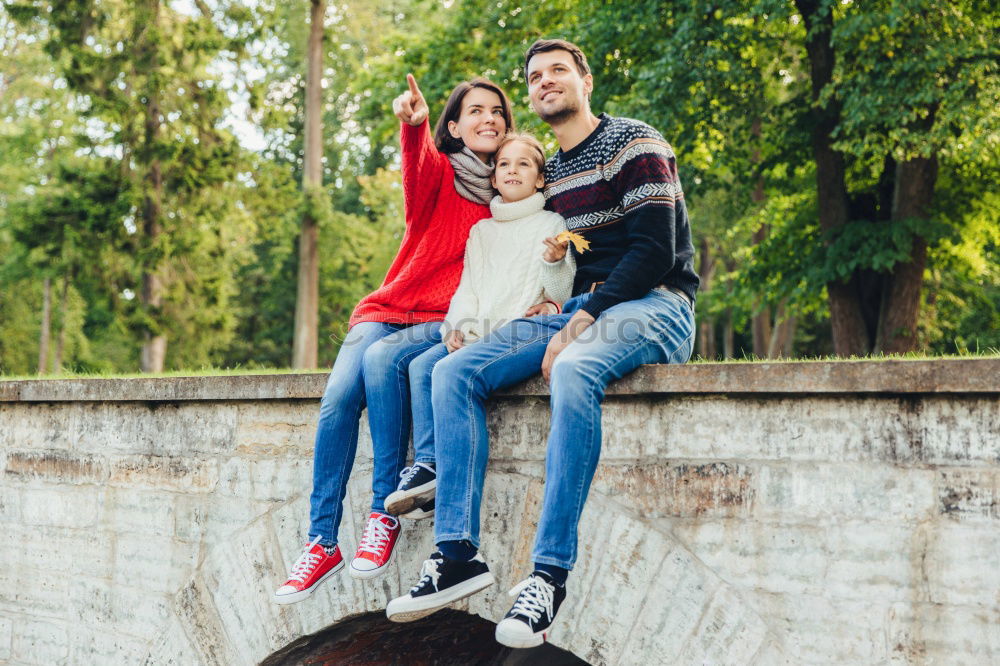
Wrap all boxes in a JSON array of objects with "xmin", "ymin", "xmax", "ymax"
[
  {"xmin": 541, "ymin": 90, "xmax": 562, "ymax": 102},
  {"xmin": 477, "ymin": 130, "xmax": 498, "ymax": 137},
  {"xmin": 504, "ymin": 179, "xmax": 522, "ymax": 185}
]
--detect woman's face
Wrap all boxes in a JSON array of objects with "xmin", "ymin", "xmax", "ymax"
[
  {"xmin": 447, "ymin": 87, "xmax": 507, "ymax": 162},
  {"xmin": 491, "ymin": 140, "xmax": 544, "ymax": 203}
]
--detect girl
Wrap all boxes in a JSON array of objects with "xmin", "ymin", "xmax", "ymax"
[
  {"xmin": 383, "ymin": 132, "xmax": 575, "ymax": 518},
  {"xmin": 274, "ymin": 75, "xmax": 514, "ymax": 603}
]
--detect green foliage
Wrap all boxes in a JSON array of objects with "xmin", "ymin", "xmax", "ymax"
[{"xmin": 1, "ymin": 0, "xmax": 997, "ymax": 372}]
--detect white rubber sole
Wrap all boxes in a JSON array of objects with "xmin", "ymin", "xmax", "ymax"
[
  {"xmin": 273, "ymin": 559, "xmax": 344, "ymax": 605},
  {"xmin": 495, "ymin": 619, "xmax": 548, "ymax": 649},
  {"xmin": 385, "ymin": 481, "xmax": 436, "ymax": 516},
  {"xmin": 348, "ymin": 536, "xmax": 399, "ymax": 580},
  {"xmin": 400, "ymin": 504, "xmax": 434, "ymax": 520},
  {"xmin": 385, "ymin": 571, "xmax": 494, "ymax": 623}
]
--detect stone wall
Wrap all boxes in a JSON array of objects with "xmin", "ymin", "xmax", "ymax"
[{"xmin": 0, "ymin": 359, "xmax": 997, "ymax": 665}]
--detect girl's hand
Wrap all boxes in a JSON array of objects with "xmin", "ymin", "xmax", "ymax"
[
  {"xmin": 525, "ymin": 301, "xmax": 559, "ymax": 316},
  {"xmin": 392, "ymin": 74, "xmax": 429, "ymax": 126},
  {"xmin": 444, "ymin": 330, "xmax": 465, "ymax": 353},
  {"xmin": 542, "ymin": 236, "xmax": 569, "ymax": 263}
]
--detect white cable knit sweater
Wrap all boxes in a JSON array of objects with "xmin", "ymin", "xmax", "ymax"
[{"xmin": 441, "ymin": 192, "xmax": 576, "ymax": 342}]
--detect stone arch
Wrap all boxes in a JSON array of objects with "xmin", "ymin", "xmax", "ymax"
[{"xmin": 142, "ymin": 468, "xmax": 779, "ymax": 665}]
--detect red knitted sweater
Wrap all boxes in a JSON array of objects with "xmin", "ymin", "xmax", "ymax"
[{"xmin": 349, "ymin": 121, "xmax": 490, "ymax": 328}]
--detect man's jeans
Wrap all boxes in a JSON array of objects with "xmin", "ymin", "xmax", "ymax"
[
  {"xmin": 308, "ymin": 321, "xmax": 442, "ymax": 546},
  {"xmin": 432, "ymin": 289, "xmax": 694, "ymax": 569}
]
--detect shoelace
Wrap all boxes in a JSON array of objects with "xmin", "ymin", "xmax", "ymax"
[
  {"xmin": 357, "ymin": 515, "xmax": 398, "ymax": 556},
  {"xmin": 287, "ymin": 535, "xmax": 324, "ymax": 583},
  {"xmin": 410, "ymin": 555, "xmax": 443, "ymax": 593},
  {"xmin": 398, "ymin": 463, "xmax": 431, "ymax": 488},
  {"xmin": 507, "ymin": 575, "xmax": 555, "ymax": 622}
]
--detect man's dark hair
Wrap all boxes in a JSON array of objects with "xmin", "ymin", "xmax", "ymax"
[
  {"xmin": 433, "ymin": 78, "xmax": 514, "ymax": 154},
  {"xmin": 523, "ymin": 39, "xmax": 591, "ymax": 80}
]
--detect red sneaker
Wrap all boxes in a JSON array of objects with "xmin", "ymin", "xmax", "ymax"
[
  {"xmin": 349, "ymin": 513, "xmax": 401, "ymax": 580},
  {"xmin": 273, "ymin": 536, "xmax": 344, "ymax": 604}
]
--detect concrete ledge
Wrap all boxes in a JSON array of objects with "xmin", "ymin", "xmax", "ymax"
[{"xmin": 0, "ymin": 359, "xmax": 997, "ymax": 402}]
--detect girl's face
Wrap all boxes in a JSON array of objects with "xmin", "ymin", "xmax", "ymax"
[
  {"xmin": 491, "ymin": 140, "xmax": 544, "ymax": 203},
  {"xmin": 447, "ymin": 87, "xmax": 507, "ymax": 162}
]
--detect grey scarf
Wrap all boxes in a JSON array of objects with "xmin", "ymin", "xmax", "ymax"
[{"xmin": 448, "ymin": 147, "xmax": 494, "ymax": 205}]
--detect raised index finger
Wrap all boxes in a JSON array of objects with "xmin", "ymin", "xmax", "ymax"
[{"xmin": 406, "ymin": 74, "xmax": 423, "ymax": 100}]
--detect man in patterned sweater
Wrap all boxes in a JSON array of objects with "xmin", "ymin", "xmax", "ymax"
[{"xmin": 388, "ymin": 39, "xmax": 699, "ymax": 647}]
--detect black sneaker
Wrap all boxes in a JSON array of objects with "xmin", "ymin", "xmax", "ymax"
[
  {"xmin": 401, "ymin": 497, "xmax": 435, "ymax": 520},
  {"xmin": 385, "ymin": 551, "xmax": 494, "ymax": 623},
  {"xmin": 494, "ymin": 572, "xmax": 566, "ymax": 648},
  {"xmin": 385, "ymin": 463, "xmax": 436, "ymax": 515}
]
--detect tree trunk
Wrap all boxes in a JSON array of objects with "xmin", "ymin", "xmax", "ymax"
[
  {"xmin": 37, "ymin": 276, "xmax": 51, "ymax": 375},
  {"xmin": 749, "ymin": 118, "xmax": 772, "ymax": 358},
  {"xmin": 52, "ymin": 274, "xmax": 70, "ymax": 374},
  {"xmin": 138, "ymin": 0, "xmax": 166, "ymax": 373},
  {"xmin": 697, "ymin": 237, "xmax": 716, "ymax": 359},
  {"xmin": 292, "ymin": 0, "xmax": 325, "ymax": 369},
  {"xmin": 795, "ymin": 0, "xmax": 869, "ymax": 356},
  {"xmin": 722, "ymin": 312, "xmax": 735, "ymax": 360},
  {"xmin": 767, "ymin": 301, "xmax": 796, "ymax": 359},
  {"xmin": 875, "ymin": 153, "xmax": 938, "ymax": 353}
]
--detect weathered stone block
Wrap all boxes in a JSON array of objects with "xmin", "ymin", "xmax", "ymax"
[
  {"xmin": 75, "ymin": 402, "xmax": 238, "ymax": 456},
  {"xmin": 173, "ymin": 494, "xmax": 271, "ymax": 543},
  {"xmin": 19, "ymin": 486, "xmax": 103, "ymax": 528},
  {"xmin": 67, "ymin": 628, "xmax": 149, "ymax": 665},
  {"xmin": 626, "ymin": 545, "xmax": 722, "ymax": 664},
  {"xmin": 113, "ymin": 535, "xmax": 199, "ymax": 595},
  {"xmin": 917, "ymin": 397, "xmax": 1000, "ymax": 466},
  {"xmin": 108, "ymin": 454, "xmax": 219, "ymax": 493},
  {"xmin": 924, "ymin": 524, "xmax": 1000, "ymax": 608},
  {"xmin": 234, "ymin": 402, "xmax": 316, "ymax": 457},
  {"xmin": 593, "ymin": 461, "xmax": 755, "ymax": 519},
  {"xmin": 11, "ymin": 617, "xmax": 69, "ymax": 664},
  {"xmin": 103, "ymin": 487, "xmax": 176, "ymax": 537},
  {"xmin": 679, "ymin": 585, "xmax": 770, "ymax": 666},
  {"xmin": 755, "ymin": 463, "xmax": 936, "ymax": 524},
  {"xmin": 0, "ymin": 616, "xmax": 10, "ymax": 661},
  {"xmin": 4, "ymin": 450, "xmax": 109, "ymax": 485},
  {"xmin": 938, "ymin": 468, "xmax": 1000, "ymax": 521},
  {"xmin": 887, "ymin": 601, "xmax": 1000, "ymax": 663}
]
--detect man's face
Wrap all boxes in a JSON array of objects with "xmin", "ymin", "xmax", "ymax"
[{"xmin": 526, "ymin": 50, "xmax": 592, "ymax": 124}]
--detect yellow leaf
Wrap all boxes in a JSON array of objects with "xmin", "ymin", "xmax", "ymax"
[{"xmin": 556, "ymin": 230, "xmax": 590, "ymax": 253}]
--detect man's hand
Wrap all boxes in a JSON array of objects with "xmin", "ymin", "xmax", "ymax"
[
  {"xmin": 444, "ymin": 329, "xmax": 465, "ymax": 353},
  {"xmin": 392, "ymin": 74, "xmax": 429, "ymax": 126},
  {"xmin": 542, "ymin": 310, "xmax": 596, "ymax": 382},
  {"xmin": 542, "ymin": 236, "xmax": 569, "ymax": 263},
  {"xmin": 525, "ymin": 301, "xmax": 559, "ymax": 316}
]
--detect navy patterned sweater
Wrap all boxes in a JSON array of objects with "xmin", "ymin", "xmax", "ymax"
[{"xmin": 543, "ymin": 114, "xmax": 699, "ymax": 318}]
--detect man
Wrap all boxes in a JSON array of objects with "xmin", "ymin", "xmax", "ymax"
[{"xmin": 386, "ymin": 39, "xmax": 699, "ymax": 648}]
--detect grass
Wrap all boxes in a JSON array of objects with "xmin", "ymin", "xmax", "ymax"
[
  {"xmin": 688, "ymin": 349, "xmax": 1000, "ymax": 364},
  {"xmin": 2, "ymin": 349, "xmax": 997, "ymax": 381}
]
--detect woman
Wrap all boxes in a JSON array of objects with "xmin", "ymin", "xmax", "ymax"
[{"xmin": 274, "ymin": 74, "xmax": 513, "ymax": 603}]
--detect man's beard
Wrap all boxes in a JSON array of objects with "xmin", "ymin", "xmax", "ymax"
[{"xmin": 535, "ymin": 97, "xmax": 581, "ymax": 124}]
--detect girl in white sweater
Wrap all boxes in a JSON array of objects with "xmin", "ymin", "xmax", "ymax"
[{"xmin": 384, "ymin": 133, "xmax": 575, "ymax": 518}]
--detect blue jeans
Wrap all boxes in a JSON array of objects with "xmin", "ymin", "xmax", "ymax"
[
  {"xmin": 308, "ymin": 321, "xmax": 442, "ymax": 546},
  {"xmin": 408, "ymin": 342, "xmax": 452, "ymax": 463},
  {"xmin": 431, "ymin": 289, "xmax": 695, "ymax": 568}
]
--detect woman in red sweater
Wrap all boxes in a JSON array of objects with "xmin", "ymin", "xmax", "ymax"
[{"xmin": 274, "ymin": 75, "xmax": 513, "ymax": 604}]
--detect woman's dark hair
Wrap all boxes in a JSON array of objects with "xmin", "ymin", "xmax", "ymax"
[{"xmin": 433, "ymin": 78, "xmax": 514, "ymax": 154}]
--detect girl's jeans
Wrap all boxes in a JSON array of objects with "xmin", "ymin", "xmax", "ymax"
[
  {"xmin": 431, "ymin": 289, "xmax": 695, "ymax": 569},
  {"xmin": 308, "ymin": 321, "xmax": 442, "ymax": 547}
]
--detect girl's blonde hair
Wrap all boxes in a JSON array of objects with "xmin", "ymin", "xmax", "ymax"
[{"xmin": 495, "ymin": 132, "xmax": 546, "ymax": 174}]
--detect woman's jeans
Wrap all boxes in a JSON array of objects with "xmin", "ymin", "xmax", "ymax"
[
  {"xmin": 308, "ymin": 321, "xmax": 442, "ymax": 547},
  {"xmin": 431, "ymin": 289, "xmax": 695, "ymax": 569}
]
